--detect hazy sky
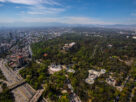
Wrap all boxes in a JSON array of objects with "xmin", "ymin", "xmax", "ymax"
[{"xmin": 0, "ymin": 0, "xmax": 136, "ymax": 26}]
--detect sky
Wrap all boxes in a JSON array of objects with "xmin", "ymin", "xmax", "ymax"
[{"xmin": 0, "ymin": 0, "xmax": 136, "ymax": 26}]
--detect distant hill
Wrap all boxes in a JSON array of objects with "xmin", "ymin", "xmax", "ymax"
[{"xmin": 0, "ymin": 22, "xmax": 136, "ymax": 30}]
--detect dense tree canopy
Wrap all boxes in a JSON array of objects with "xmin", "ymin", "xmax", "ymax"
[{"xmin": 20, "ymin": 33, "xmax": 136, "ymax": 102}]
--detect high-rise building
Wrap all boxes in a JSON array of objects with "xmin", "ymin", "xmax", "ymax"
[
  {"xmin": 9, "ymin": 32, "xmax": 13, "ymax": 39},
  {"xmin": 17, "ymin": 56, "xmax": 25, "ymax": 67},
  {"xmin": 0, "ymin": 46, "xmax": 7, "ymax": 54}
]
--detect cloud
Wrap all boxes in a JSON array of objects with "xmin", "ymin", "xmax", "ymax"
[
  {"xmin": 27, "ymin": 5, "xmax": 65, "ymax": 15},
  {"xmin": 0, "ymin": 0, "xmax": 60, "ymax": 5},
  {"xmin": 0, "ymin": 0, "xmax": 5, "ymax": 2},
  {"xmin": 0, "ymin": 0, "xmax": 63, "ymax": 15},
  {"xmin": 0, "ymin": 0, "xmax": 115, "ymax": 25}
]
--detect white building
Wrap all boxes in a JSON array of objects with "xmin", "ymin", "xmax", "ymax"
[
  {"xmin": 67, "ymin": 69, "xmax": 75, "ymax": 73},
  {"xmin": 108, "ymin": 44, "xmax": 113, "ymax": 48},
  {"xmin": 85, "ymin": 78, "xmax": 94, "ymax": 85},
  {"xmin": 69, "ymin": 42, "xmax": 76, "ymax": 47},
  {"xmin": 85, "ymin": 69, "xmax": 106, "ymax": 85},
  {"xmin": 106, "ymin": 76, "xmax": 116, "ymax": 86},
  {"xmin": 132, "ymin": 36, "xmax": 136, "ymax": 39},
  {"xmin": 48, "ymin": 64, "xmax": 62, "ymax": 74},
  {"xmin": 63, "ymin": 42, "xmax": 76, "ymax": 51},
  {"xmin": 100, "ymin": 69, "xmax": 106, "ymax": 74}
]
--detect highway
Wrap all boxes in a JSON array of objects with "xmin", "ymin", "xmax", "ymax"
[
  {"xmin": 30, "ymin": 89, "xmax": 44, "ymax": 102},
  {"xmin": 0, "ymin": 59, "xmax": 40, "ymax": 102}
]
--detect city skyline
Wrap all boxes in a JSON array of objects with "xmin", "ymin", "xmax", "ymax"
[{"xmin": 0, "ymin": 0, "xmax": 136, "ymax": 27}]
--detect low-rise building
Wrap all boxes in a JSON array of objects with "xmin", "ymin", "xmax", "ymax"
[
  {"xmin": 67, "ymin": 69, "xmax": 75, "ymax": 73},
  {"xmin": 17, "ymin": 55, "xmax": 25, "ymax": 67},
  {"xmin": 108, "ymin": 44, "xmax": 113, "ymax": 48},
  {"xmin": 63, "ymin": 42, "xmax": 76, "ymax": 51},
  {"xmin": 85, "ymin": 69, "xmax": 106, "ymax": 85},
  {"xmin": 48, "ymin": 64, "xmax": 62, "ymax": 74},
  {"xmin": 132, "ymin": 36, "xmax": 136, "ymax": 39},
  {"xmin": 85, "ymin": 78, "xmax": 95, "ymax": 85},
  {"xmin": 106, "ymin": 76, "xmax": 116, "ymax": 86}
]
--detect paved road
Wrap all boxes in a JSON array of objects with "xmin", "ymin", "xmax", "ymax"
[
  {"xmin": 30, "ymin": 89, "xmax": 44, "ymax": 102},
  {"xmin": 129, "ymin": 87, "xmax": 136, "ymax": 102},
  {"xmin": 67, "ymin": 79, "xmax": 81, "ymax": 102},
  {"xmin": 0, "ymin": 59, "xmax": 36, "ymax": 102},
  {"xmin": 90, "ymin": 45, "xmax": 98, "ymax": 59}
]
